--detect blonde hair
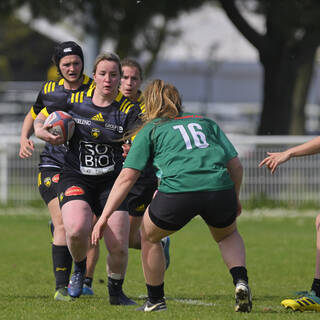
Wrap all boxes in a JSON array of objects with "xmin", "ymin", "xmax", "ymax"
[
  {"xmin": 125, "ymin": 79, "xmax": 183, "ymax": 141},
  {"xmin": 141, "ymin": 79, "xmax": 182, "ymax": 122}
]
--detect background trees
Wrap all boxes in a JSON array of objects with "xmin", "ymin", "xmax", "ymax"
[
  {"xmin": 218, "ymin": 0, "xmax": 320, "ymax": 135},
  {"xmin": 1, "ymin": 0, "xmax": 320, "ymax": 134}
]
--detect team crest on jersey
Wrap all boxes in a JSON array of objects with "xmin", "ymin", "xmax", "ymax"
[
  {"xmin": 52, "ymin": 174, "xmax": 60, "ymax": 183},
  {"xmin": 65, "ymin": 186, "xmax": 85, "ymax": 196},
  {"xmin": 105, "ymin": 123, "xmax": 124, "ymax": 133},
  {"xmin": 91, "ymin": 113, "xmax": 104, "ymax": 122},
  {"xmin": 44, "ymin": 177, "xmax": 51, "ymax": 188},
  {"xmin": 91, "ymin": 128, "xmax": 101, "ymax": 138}
]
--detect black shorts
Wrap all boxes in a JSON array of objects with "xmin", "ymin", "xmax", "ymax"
[
  {"xmin": 127, "ymin": 181, "xmax": 158, "ymax": 217},
  {"xmin": 38, "ymin": 168, "xmax": 61, "ymax": 205},
  {"xmin": 148, "ymin": 188, "xmax": 237, "ymax": 231},
  {"xmin": 57, "ymin": 170, "xmax": 128, "ymax": 217}
]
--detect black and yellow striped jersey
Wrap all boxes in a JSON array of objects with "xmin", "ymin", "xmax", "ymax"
[
  {"xmin": 42, "ymin": 89, "xmax": 141, "ymax": 178},
  {"xmin": 136, "ymin": 91, "xmax": 145, "ymax": 114},
  {"xmin": 31, "ymin": 75, "xmax": 94, "ymax": 169}
]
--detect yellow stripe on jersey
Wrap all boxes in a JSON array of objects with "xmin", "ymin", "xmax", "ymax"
[
  {"xmin": 70, "ymin": 91, "xmax": 85, "ymax": 103},
  {"xmin": 30, "ymin": 106, "xmax": 37, "ymax": 120},
  {"xmin": 86, "ymin": 87, "xmax": 94, "ymax": 97},
  {"xmin": 140, "ymin": 102, "xmax": 146, "ymax": 114},
  {"xmin": 120, "ymin": 100, "xmax": 130, "ymax": 112},
  {"xmin": 40, "ymin": 107, "xmax": 50, "ymax": 118},
  {"xmin": 48, "ymin": 82, "xmax": 53, "ymax": 92},
  {"xmin": 52, "ymin": 82, "xmax": 56, "ymax": 91},
  {"xmin": 44, "ymin": 82, "xmax": 48, "ymax": 94},
  {"xmin": 83, "ymin": 74, "xmax": 90, "ymax": 84},
  {"xmin": 115, "ymin": 91, "xmax": 123, "ymax": 102},
  {"xmin": 59, "ymin": 79, "xmax": 64, "ymax": 86},
  {"xmin": 38, "ymin": 172, "xmax": 41, "ymax": 187},
  {"xmin": 123, "ymin": 103, "xmax": 134, "ymax": 114},
  {"xmin": 80, "ymin": 91, "xmax": 84, "ymax": 103}
]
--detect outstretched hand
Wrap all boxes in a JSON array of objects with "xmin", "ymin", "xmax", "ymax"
[
  {"xmin": 122, "ymin": 143, "xmax": 131, "ymax": 158},
  {"xmin": 259, "ymin": 151, "xmax": 290, "ymax": 174},
  {"xmin": 91, "ymin": 216, "xmax": 108, "ymax": 245},
  {"xmin": 19, "ymin": 138, "xmax": 34, "ymax": 159}
]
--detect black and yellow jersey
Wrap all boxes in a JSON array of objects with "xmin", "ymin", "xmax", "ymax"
[
  {"xmin": 30, "ymin": 75, "xmax": 94, "ymax": 169},
  {"xmin": 136, "ymin": 91, "xmax": 145, "ymax": 114},
  {"xmin": 124, "ymin": 90, "xmax": 157, "ymax": 187},
  {"xmin": 42, "ymin": 89, "xmax": 141, "ymax": 179}
]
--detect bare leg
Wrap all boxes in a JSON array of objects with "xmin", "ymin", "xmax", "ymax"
[
  {"xmin": 49, "ymin": 197, "xmax": 67, "ymax": 245},
  {"xmin": 209, "ymin": 221, "xmax": 246, "ymax": 269},
  {"xmin": 62, "ymin": 200, "xmax": 93, "ymax": 262},
  {"xmin": 86, "ymin": 214, "xmax": 100, "ymax": 279},
  {"xmin": 140, "ymin": 209, "xmax": 173, "ymax": 285},
  {"xmin": 129, "ymin": 215, "xmax": 142, "ymax": 249},
  {"xmin": 104, "ymin": 210, "xmax": 130, "ymax": 277}
]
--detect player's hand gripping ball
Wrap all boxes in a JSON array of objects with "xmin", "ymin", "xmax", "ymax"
[{"xmin": 44, "ymin": 111, "xmax": 75, "ymax": 143}]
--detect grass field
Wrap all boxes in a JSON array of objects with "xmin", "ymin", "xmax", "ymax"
[{"xmin": 1, "ymin": 208, "xmax": 319, "ymax": 319}]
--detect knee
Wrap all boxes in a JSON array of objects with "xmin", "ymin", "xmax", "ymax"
[{"xmin": 216, "ymin": 228, "xmax": 237, "ymax": 243}]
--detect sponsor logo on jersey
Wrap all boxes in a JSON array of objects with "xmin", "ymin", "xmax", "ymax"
[
  {"xmin": 74, "ymin": 118, "xmax": 92, "ymax": 126},
  {"xmin": 44, "ymin": 177, "xmax": 51, "ymax": 188},
  {"xmin": 105, "ymin": 123, "xmax": 124, "ymax": 133},
  {"xmin": 91, "ymin": 128, "xmax": 101, "ymax": 138},
  {"xmin": 65, "ymin": 186, "xmax": 85, "ymax": 196},
  {"xmin": 52, "ymin": 174, "xmax": 60, "ymax": 183},
  {"xmin": 91, "ymin": 113, "xmax": 104, "ymax": 122},
  {"xmin": 135, "ymin": 204, "xmax": 145, "ymax": 212}
]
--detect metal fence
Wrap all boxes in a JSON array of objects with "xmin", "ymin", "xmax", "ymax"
[{"xmin": 1, "ymin": 135, "xmax": 320, "ymax": 206}]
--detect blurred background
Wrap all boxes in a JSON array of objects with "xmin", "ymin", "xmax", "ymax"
[{"xmin": 2, "ymin": 0, "xmax": 320, "ymax": 207}]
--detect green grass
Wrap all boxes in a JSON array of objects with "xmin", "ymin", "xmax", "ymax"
[{"xmin": 0, "ymin": 209, "xmax": 319, "ymax": 319}]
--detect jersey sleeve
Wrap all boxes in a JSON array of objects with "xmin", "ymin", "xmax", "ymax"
[
  {"xmin": 30, "ymin": 84, "xmax": 46, "ymax": 119},
  {"xmin": 212, "ymin": 121, "xmax": 238, "ymax": 162},
  {"xmin": 123, "ymin": 124, "xmax": 153, "ymax": 171}
]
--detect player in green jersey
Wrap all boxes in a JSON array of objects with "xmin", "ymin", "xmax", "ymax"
[
  {"xmin": 92, "ymin": 79, "xmax": 252, "ymax": 313},
  {"xmin": 120, "ymin": 59, "xmax": 170, "ymax": 268}
]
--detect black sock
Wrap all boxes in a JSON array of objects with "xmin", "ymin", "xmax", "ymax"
[
  {"xmin": 311, "ymin": 278, "xmax": 320, "ymax": 297},
  {"xmin": 84, "ymin": 277, "xmax": 93, "ymax": 288},
  {"xmin": 108, "ymin": 277, "xmax": 124, "ymax": 296},
  {"xmin": 52, "ymin": 244, "xmax": 72, "ymax": 290},
  {"xmin": 230, "ymin": 266, "xmax": 248, "ymax": 286},
  {"xmin": 74, "ymin": 258, "xmax": 87, "ymax": 273},
  {"xmin": 146, "ymin": 283, "xmax": 164, "ymax": 303}
]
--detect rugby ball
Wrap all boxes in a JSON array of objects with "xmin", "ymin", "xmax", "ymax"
[{"xmin": 44, "ymin": 111, "xmax": 75, "ymax": 143}]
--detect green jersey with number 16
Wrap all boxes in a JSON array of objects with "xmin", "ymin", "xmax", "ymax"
[{"xmin": 123, "ymin": 112, "xmax": 238, "ymax": 193}]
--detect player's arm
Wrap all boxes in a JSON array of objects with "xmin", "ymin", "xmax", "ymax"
[
  {"xmin": 34, "ymin": 109, "xmax": 64, "ymax": 145},
  {"xmin": 19, "ymin": 111, "xmax": 35, "ymax": 159},
  {"xmin": 226, "ymin": 156, "xmax": 243, "ymax": 216},
  {"xmin": 259, "ymin": 136, "xmax": 320, "ymax": 174}
]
